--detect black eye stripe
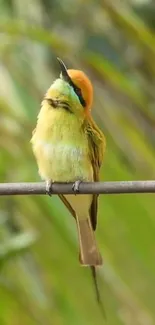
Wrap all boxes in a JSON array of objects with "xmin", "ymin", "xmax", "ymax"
[
  {"xmin": 73, "ymin": 86, "xmax": 81, "ymax": 98},
  {"xmin": 70, "ymin": 83, "xmax": 86, "ymax": 107},
  {"xmin": 57, "ymin": 58, "xmax": 86, "ymax": 107}
]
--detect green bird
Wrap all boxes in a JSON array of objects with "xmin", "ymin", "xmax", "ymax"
[{"xmin": 31, "ymin": 58, "xmax": 106, "ymax": 304}]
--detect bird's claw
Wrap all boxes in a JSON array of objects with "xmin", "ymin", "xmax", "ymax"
[
  {"xmin": 72, "ymin": 180, "xmax": 82, "ymax": 194},
  {"xmin": 46, "ymin": 180, "xmax": 54, "ymax": 196}
]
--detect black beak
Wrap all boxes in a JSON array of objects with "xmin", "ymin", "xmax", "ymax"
[
  {"xmin": 57, "ymin": 57, "xmax": 86, "ymax": 108},
  {"xmin": 57, "ymin": 57, "xmax": 73, "ymax": 85}
]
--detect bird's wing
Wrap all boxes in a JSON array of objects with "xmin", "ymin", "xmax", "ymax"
[
  {"xmin": 59, "ymin": 115, "xmax": 106, "ymax": 230},
  {"xmin": 85, "ymin": 115, "xmax": 106, "ymax": 230}
]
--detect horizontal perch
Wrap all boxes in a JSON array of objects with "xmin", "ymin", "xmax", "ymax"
[{"xmin": 0, "ymin": 181, "xmax": 155, "ymax": 196}]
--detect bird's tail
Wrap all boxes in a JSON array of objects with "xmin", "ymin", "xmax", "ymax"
[
  {"xmin": 76, "ymin": 216, "xmax": 102, "ymax": 266},
  {"xmin": 91, "ymin": 266, "xmax": 106, "ymax": 319}
]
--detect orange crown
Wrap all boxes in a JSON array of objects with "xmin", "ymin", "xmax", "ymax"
[{"xmin": 67, "ymin": 69, "xmax": 93, "ymax": 114}]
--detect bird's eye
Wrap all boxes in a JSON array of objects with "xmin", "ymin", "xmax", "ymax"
[
  {"xmin": 75, "ymin": 86, "xmax": 82, "ymax": 97},
  {"xmin": 69, "ymin": 80, "xmax": 86, "ymax": 107},
  {"xmin": 74, "ymin": 86, "xmax": 86, "ymax": 107}
]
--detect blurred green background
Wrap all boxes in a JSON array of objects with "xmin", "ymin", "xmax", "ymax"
[{"xmin": 1, "ymin": 0, "xmax": 155, "ymax": 324}]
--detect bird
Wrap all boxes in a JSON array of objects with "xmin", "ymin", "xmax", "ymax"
[{"xmin": 31, "ymin": 58, "xmax": 106, "ymax": 304}]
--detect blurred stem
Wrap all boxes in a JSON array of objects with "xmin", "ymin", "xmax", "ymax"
[
  {"xmin": 2, "ymin": 198, "xmax": 54, "ymax": 319},
  {"xmin": 0, "ymin": 20, "xmax": 71, "ymax": 54},
  {"xmin": 102, "ymin": 0, "xmax": 155, "ymax": 55}
]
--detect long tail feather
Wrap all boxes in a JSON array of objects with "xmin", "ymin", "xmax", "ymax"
[
  {"xmin": 91, "ymin": 266, "xmax": 106, "ymax": 319},
  {"xmin": 76, "ymin": 216, "xmax": 102, "ymax": 266},
  {"xmin": 91, "ymin": 266, "xmax": 100, "ymax": 302}
]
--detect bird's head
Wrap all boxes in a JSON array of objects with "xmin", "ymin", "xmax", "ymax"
[{"xmin": 45, "ymin": 58, "xmax": 93, "ymax": 116}]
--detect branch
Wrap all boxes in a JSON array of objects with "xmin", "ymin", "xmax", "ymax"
[{"xmin": 0, "ymin": 181, "xmax": 155, "ymax": 196}]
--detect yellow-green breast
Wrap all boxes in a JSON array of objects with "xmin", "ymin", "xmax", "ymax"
[{"xmin": 31, "ymin": 105, "xmax": 93, "ymax": 183}]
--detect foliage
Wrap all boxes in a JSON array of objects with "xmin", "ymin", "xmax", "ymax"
[{"xmin": 0, "ymin": 0, "xmax": 155, "ymax": 324}]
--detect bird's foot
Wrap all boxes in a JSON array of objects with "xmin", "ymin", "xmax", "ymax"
[
  {"xmin": 46, "ymin": 180, "xmax": 54, "ymax": 197},
  {"xmin": 72, "ymin": 180, "xmax": 82, "ymax": 194}
]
